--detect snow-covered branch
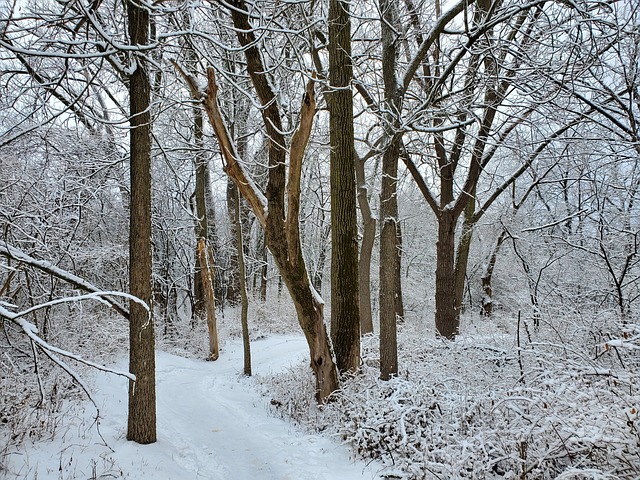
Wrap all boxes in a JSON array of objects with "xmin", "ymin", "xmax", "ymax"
[
  {"xmin": 0, "ymin": 304, "xmax": 135, "ymax": 382},
  {"xmin": 0, "ymin": 241, "xmax": 130, "ymax": 319}
]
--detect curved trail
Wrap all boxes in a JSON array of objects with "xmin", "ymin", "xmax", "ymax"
[{"xmin": 91, "ymin": 336, "xmax": 382, "ymax": 480}]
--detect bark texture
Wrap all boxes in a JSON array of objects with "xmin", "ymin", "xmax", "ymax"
[
  {"xmin": 328, "ymin": 0, "xmax": 360, "ymax": 373},
  {"xmin": 193, "ymin": 101, "xmax": 208, "ymax": 319},
  {"xmin": 127, "ymin": 0, "xmax": 156, "ymax": 444},
  {"xmin": 378, "ymin": 0, "xmax": 401, "ymax": 380}
]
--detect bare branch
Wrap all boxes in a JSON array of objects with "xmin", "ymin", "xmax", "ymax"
[{"xmin": 0, "ymin": 241, "xmax": 129, "ymax": 319}]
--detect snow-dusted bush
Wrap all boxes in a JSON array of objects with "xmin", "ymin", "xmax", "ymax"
[{"xmin": 263, "ymin": 315, "xmax": 640, "ymax": 479}]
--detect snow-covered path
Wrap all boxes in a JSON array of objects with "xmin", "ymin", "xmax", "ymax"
[{"xmin": 7, "ymin": 336, "xmax": 382, "ymax": 479}]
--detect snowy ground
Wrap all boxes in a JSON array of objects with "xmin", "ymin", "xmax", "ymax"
[{"xmin": 3, "ymin": 335, "xmax": 383, "ymax": 480}]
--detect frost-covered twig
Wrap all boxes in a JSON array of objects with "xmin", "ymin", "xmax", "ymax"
[
  {"xmin": 0, "ymin": 304, "xmax": 135, "ymax": 381},
  {"xmin": 0, "ymin": 241, "xmax": 130, "ymax": 319}
]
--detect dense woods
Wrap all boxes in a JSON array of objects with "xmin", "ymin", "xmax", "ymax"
[{"xmin": 1, "ymin": 0, "xmax": 639, "ymax": 477}]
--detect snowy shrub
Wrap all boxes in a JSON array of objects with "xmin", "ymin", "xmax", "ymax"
[{"xmin": 262, "ymin": 315, "xmax": 640, "ymax": 479}]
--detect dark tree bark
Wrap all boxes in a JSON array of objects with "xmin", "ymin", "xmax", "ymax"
[
  {"xmin": 453, "ymin": 188, "xmax": 476, "ymax": 315},
  {"xmin": 435, "ymin": 210, "xmax": 458, "ymax": 339},
  {"xmin": 378, "ymin": 0, "xmax": 401, "ymax": 380},
  {"xmin": 225, "ymin": 178, "xmax": 241, "ymax": 305},
  {"xmin": 259, "ymin": 232, "xmax": 268, "ymax": 302},
  {"xmin": 481, "ymin": 229, "xmax": 507, "ymax": 317},
  {"xmin": 126, "ymin": 0, "xmax": 156, "ymax": 444},
  {"xmin": 328, "ymin": 0, "xmax": 360, "ymax": 374}
]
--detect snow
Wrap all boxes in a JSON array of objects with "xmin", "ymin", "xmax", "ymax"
[{"xmin": 4, "ymin": 335, "xmax": 383, "ymax": 480}]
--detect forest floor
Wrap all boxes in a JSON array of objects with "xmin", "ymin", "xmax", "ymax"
[
  {"xmin": 2, "ymin": 305, "xmax": 639, "ymax": 479},
  {"xmin": 2, "ymin": 335, "xmax": 383, "ymax": 480}
]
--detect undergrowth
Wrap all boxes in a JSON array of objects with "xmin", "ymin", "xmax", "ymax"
[{"xmin": 262, "ymin": 313, "xmax": 640, "ymax": 479}]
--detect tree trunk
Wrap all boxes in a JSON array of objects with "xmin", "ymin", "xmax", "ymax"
[
  {"xmin": 453, "ymin": 190, "xmax": 476, "ymax": 317},
  {"xmin": 193, "ymin": 101, "xmax": 208, "ymax": 320},
  {"xmin": 480, "ymin": 229, "xmax": 507, "ymax": 317},
  {"xmin": 378, "ymin": 0, "xmax": 401, "ymax": 380},
  {"xmin": 259, "ymin": 232, "xmax": 268, "ymax": 302},
  {"xmin": 328, "ymin": 0, "xmax": 360, "ymax": 373},
  {"xmin": 395, "ymin": 221, "xmax": 405, "ymax": 322},
  {"xmin": 435, "ymin": 210, "xmax": 458, "ymax": 339},
  {"xmin": 197, "ymin": 238, "xmax": 219, "ymax": 361},
  {"xmin": 231, "ymin": 185, "xmax": 251, "ymax": 376},
  {"xmin": 127, "ymin": 0, "xmax": 156, "ymax": 444},
  {"xmin": 312, "ymin": 226, "xmax": 329, "ymax": 294},
  {"xmin": 355, "ymin": 154, "xmax": 375, "ymax": 335},
  {"xmin": 225, "ymin": 178, "xmax": 240, "ymax": 306}
]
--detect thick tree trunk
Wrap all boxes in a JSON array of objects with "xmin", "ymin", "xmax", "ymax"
[
  {"xmin": 328, "ymin": 0, "xmax": 360, "ymax": 373},
  {"xmin": 127, "ymin": 0, "xmax": 156, "ymax": 444},
  {"xmin": 355, "ymin": 155, "xmax": 375, "ymax": 335},
  {"xmin": 379, "ymin": 135, "xmax": 401, "ymax": 378},
  {"xmin": 435, "ymin": 210, "xmax": 458, "ymax": 339}
]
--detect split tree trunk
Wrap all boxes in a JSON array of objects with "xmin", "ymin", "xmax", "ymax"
[
  {"xmin": 197, "ymin": 238, "xmax": 219, "ymax": 361},
  {"xmin": 176, "ymin": 23, "xmax": 339, "ymax": 400}
]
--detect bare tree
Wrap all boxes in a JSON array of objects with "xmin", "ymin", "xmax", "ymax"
[{"xmin": 176, "ymin": 1, "xmax": 339, "ymax": 400}]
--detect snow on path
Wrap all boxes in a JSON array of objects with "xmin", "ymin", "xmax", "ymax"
[{"xmin": 6, "ymin": 336, "xmax": 383, "ymax": 480}]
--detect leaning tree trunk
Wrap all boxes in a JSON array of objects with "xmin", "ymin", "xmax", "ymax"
[{"xmin": 176, "ymin": 57, "xmax": 339, "ymax": 401}]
